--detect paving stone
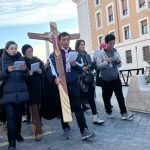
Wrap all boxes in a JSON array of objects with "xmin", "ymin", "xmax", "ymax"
[{"xmin": 0, "ymin": 87, "xmax": 150, "ymax": 150}]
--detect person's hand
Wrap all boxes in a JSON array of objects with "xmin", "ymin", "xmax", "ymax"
[
  {"xmin": 82, "ymin": 66, "xmax": 88, "ymax": 72},
  {"xmin": 36, "ymin": 69, "xmax": 42, "ymax": 74},
  {"xmin": 19, "ymin": 64, "xmax": 26, "ymax": 71},
  {"xmin": 8, "ymin": 66, "xmax": 15, "ymax": 72},
  {"xmin": 93, "ymin": 57, "xmax": 97, "ymax": 64},
  {"xmin": 29, "ymin": 70, "xmax": 33, "ymax": 76},
  {"xmin": 55, "ymin": 77, "xmax": 63, "ymax": 85},
  {"xmin": 70, "ymin": 60, "xmax": 76, "ymax": 66},
  {"xmin": 105, "ymin": 58, "xmax": 112, "ymax": 63}
]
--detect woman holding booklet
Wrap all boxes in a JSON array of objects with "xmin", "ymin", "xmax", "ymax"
[
  {"xmin": 0, "ymin": 41, "xmax": 29, "ymax": 150},
  {"xmin": 22, "ymin": 44, "xmax": 45, "ymax": 141}
]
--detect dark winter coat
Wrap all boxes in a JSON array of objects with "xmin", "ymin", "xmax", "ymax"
[
  {"xmin": 50, "ymin": 48, "xmax": 83, "ymax": 84},
  {"xmin": 0, "ymin": 51, "xmax": 29, "ymax": 105},
  {"xmin": 24, "ymin": 56, "xmax": 45, "ymax": 105},
  {"xmin": 78, "ymin": 51, "xmax": 95, "ymax": 87},
  {"xmin": 40, "ymin": 63, "xmax": 60, "ymax": 120},
  {"xmin": 78, "ymin": 51, "xmax": 95, "ymax": 72}
]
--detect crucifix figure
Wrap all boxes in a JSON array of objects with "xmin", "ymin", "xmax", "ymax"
[{"xmin": 27, "ymin": 22, "xmax": 80, "ymax": 122}]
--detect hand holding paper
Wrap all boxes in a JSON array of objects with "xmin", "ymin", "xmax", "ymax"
[
  {"xmin": 31, "ymin": 62, "xmax": 40, "ymax": 72},
  {"xmin": 68, "ymin": 52, "xmax": 78, "ymax": 63},
  {"xmin": 68, "ymin": 52, "xmax": 84, "ymax": 67},
  {"xmin": 13, "ymin": 61, "xmax": 25, "ymax": 70}
]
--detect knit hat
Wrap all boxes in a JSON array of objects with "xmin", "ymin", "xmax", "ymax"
[
  {"xmin": 22, "ymin": 44, "xmax": 33, "ymax": 55},
  {"xmin": 100, "ymin": 42, "xmax": 106, "ymax": 50}
]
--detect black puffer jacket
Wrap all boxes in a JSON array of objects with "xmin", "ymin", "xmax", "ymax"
[
  {"xmin": 24, "ymin": 56, "xmax": 45, "ymax": 105},
  {"xmin": 0, "ymin": 51, "xmax": 29, "ymax": 104}
]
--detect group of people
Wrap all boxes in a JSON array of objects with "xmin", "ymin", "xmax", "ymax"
[{"xmin": 0, "ymin": 33, "xmax": 133, "ymax": 150}]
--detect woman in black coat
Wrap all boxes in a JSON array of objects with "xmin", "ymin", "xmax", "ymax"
[
  {"xmin": 22, "ymin": 44, "xmax": 44, "ymax": 141},
  {"xmin": 0, "ymin": 41, "xmax": 29, "ymax": 150}
]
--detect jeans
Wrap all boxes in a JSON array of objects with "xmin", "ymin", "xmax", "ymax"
[{"xmin": 4, "ymin": 103, "xmax": 23, "ymax": 146}]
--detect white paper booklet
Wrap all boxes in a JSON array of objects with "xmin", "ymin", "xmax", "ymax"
[
  {"xmin": 13, "ymin": 61, "xmax": 25, "ymax": 70},
  {"xmin": 31, "ymin": 62, "xmax": 40, "ymax": 72},
  {"xmin": 68, "ymin": 52, "xmax": 78, "ymax": 63}
]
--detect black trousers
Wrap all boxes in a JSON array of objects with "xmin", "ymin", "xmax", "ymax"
[
  {"xmin": 101, "ymin": 77, "xmax": 127, "ymax": 115},
  {"xmin": 80, "ymin": 85, "xmax": 97, "ymax": 115},
  {"xmin": 4, "ymin": 103, "xmax": 24, "ymax": 146},
  {"xmin": 60, "ymin": 82, "xmax": 88, "ymax": 134}
]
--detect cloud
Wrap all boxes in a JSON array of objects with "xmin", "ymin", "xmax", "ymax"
[{"xmin": 0, "ymin": 0, "xmax": 77, "ymax": 27}]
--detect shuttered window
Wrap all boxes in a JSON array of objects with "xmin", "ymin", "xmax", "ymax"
[
  {"xmin": 126, "ymin": 50, "xmax": 132, "ymax": 63},
  {"xmin": 121, "ymin": 0, "xmax": 128, "ymax": 15},
  {"xmin": 108, "ymin": 6, "xmax": 113, "ymax": 22},
  {"xmin": 143, "ymin": 46, "xmax": 150, "ymax": 61}
]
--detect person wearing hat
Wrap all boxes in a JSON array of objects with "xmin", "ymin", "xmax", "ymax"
[
  {"xmin": 22, "ymin": 44, "xmax": 45, "ymax": 141},
  {"xmin": 100, "ymin": 42, "xmax": 106, "ymax": 50}
]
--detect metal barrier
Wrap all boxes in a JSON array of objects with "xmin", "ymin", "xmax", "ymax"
[{"xmin": 119, "ymin": 68, "xmax": 144, "ymax": 86}]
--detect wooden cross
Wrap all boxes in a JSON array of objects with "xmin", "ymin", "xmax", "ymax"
[{"xmin": 27, "ymin": 22, "xmax": 80, "ymax": 122}]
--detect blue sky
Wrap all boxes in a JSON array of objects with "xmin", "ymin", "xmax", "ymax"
[{"xmin": 0, "ymin": 0, "xmax": 79, "ymax": 50}]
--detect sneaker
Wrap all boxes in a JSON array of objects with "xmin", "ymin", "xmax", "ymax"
[
  {"xmin": 121, "ymin": 112, "xmax": 134, "ymax": 121},
  {"xmin": 81, "ymin": 128, "xmax": 95, "ymax": 140},
  {"xmin": 22, "ymin": 115, "xmax": 27, "ymax": 122},
  {"xmin": 93, "ymin": 115, "xmax": 104, "ymax": 125},
  {"xmin": 106, "ymin": 113, "xmax": 114, "ymax": 119},
  {"xmin": 63, "ymin": 128, "xmax": 71, "ymax": 140},
  {"xmin": 16, "ymin": 134, "xmax": 24, "ymax": 142},
  {"xmin": 8, "ymin": 146, "xmax": 16, "ymax": 150}
]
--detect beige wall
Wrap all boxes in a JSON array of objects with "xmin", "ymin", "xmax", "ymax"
[{"xmin": 88, "ymin": 0, "xmax": 150, "ymax": 50}]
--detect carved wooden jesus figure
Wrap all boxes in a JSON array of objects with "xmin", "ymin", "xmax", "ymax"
[{"xmin": 28, "ymin": 22, "xmax": 80, "ymax": 122}]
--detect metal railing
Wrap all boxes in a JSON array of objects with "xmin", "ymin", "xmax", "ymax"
[{"xmin": 119, "ymin": 68, "xmax": 144, "ymax": 86}]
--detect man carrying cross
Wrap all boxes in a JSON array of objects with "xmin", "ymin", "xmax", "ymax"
[{"xmin": 49, "ymin": 32, "xmax": 95, "ymax": 140}]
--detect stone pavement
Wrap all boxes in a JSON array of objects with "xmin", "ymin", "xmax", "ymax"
[{"xmin": 0, "ymin": 86, "xmax": 150, "ymax": 150}]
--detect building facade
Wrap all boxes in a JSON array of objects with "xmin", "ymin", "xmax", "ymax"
[{"xmin": 73, "ymin": 0, "xmax": 150, "ymax": 70}]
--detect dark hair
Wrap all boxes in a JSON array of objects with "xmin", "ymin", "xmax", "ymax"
[
  {"xmin": 105, "ymin": 34, "xmax": 116, "ymax": 43},
  {"xmin": 58, "ymin": 32, "xmax": 70, "ymax": 40},
  {"xmin": 0, "ymin": 48, "xmax": 4, "ymax": 58},
  {"xmin": 21, "ymin": 44, "xmax": 33, "ymax": 55},
  {"xmin": 5, "ymin": 41, "xmax": 18, "ymax": 50},
  {"xmin": 75, "ymin": 39, "xmax": 85, "ymax": 51}
]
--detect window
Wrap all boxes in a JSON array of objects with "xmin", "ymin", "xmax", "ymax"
[
  {"xmin": 141, "ymin": 20, "xmax": 148, "ymax": 35},
  {"xmin": 126, "ymin": 50, "xmax": 132, "ymax": 63},
  {"xmin": 148, "ymin": 1, "xmax": 150, "ymax": 8},
  {"xmin": 143, "ymin": 46, "xmax": 150, "ymax": 61},
  {"xmin": 98, "ymin": 36, "xmax": 103, "ymax": 44},
  {"xmin": 95, "ymin": 0, "xmax": 100, "ymax": 5},
  {"xmin": 96, "ymin": 12, "xmax": 101, "ymax": 28},
  {"xmin": 108, "ymin": 6, "xmax": 113, "ymax": 22},
  {"xmin": 124, "ymin": 26, "xmax": 130, "ymax": 39},
  {"xmin": 139, "ymin": 0, "xmax": 145, "ymax": 8},
  {"xmin": 121, "ymin": 0, "xmax": 128, "ymax": 15}
]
